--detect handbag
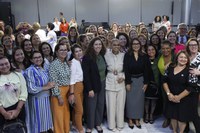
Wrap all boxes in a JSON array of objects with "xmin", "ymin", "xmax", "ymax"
[
  {"xmin": 145, "ymin": 81, "xmax": 159, "ymax": 97},
  {"xmin": 0, "ymin": 119, "xmax": 27, "ymax": 133}
]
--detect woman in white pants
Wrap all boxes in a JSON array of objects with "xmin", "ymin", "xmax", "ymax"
[{"xmin": 104, "ymin": 38, "xmax": 126, "ymax": 131}]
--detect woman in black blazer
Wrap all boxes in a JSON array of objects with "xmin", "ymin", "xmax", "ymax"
[{"xmin": 82, "ymin": 37, "xmax": 106, "ymax": 133}]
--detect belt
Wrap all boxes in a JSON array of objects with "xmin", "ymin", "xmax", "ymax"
[{"xmin": 131, "ymin": 73, "xmax": 143, "ymax": 78}]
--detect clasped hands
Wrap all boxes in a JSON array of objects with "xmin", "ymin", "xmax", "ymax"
[
  {"xmin": 168, "ymin": 93, "xmax": 181, "ymax": 103},
  {"xmin": 3, "ymin": 109, "xmax": 20, "ymax": 120}
]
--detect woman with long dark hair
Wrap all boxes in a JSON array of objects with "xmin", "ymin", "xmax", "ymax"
[{"xmin": 82, "ymin": 37, "xmax": 106, "ymax": 133}]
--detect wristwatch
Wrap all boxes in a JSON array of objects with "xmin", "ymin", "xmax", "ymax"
[{"xmin": 167, "ymin": 92, "xmax": 170, "ymax": 96}]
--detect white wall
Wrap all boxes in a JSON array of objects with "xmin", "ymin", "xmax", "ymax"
[
  {"xmin": 109, "ymin": 0, "xmax": 141, "ymax": 25},
  {"xmin": 1, "ymin": 0, "xmax": 200, "ymax": 27}
]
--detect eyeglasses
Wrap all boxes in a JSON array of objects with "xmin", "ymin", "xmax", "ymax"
[
  {"xmin": 33, "ymin": 56, "xmax": 42, "ymax": 59},
  {"xmin": 189, "ymin": 44, "xmax": 198, "ymax": 47}
]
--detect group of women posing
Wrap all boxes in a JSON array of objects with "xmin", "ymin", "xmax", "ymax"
[{"xmin": 0, "ymin": 22, "xmax": 200, "ymax": 133}]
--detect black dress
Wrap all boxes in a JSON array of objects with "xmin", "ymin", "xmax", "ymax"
[{"xmin": 163, "ymin": 66, "xmax": 195, "ymax": 122}]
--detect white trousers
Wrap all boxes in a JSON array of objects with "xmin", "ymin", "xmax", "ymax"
[{"xmin": 106, "ymin": 88, "xmax": 126, "ymax": 129}]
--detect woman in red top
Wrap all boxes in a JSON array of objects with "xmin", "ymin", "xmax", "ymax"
[{"xmin": 60, "ymin": 18, "xmax": 69, "ymax": 36}]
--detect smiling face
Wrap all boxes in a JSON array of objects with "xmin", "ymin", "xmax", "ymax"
[
  {"xmin": 147, "ymin": 45, "xmax": 156, "ymax": 58},
  {"xmin": 73, "ymin": 47, "xmax": 83, "ymax": 60},
  {"xmin": 2, "ymin": 35, "xmax": 13, "ymax": 50},
  {"xmin": 132, "ymin": 40, "xmax": 141, "ymax": 52},
  {"xmin": 188, "ymin": 40, "xmax": 198, "ymax": 54},
  {"xmin": 24, "ymin": 40, "xmax": 32, "ymax": 52},
  {"xmin": 151, "ymin": 35, "xmax": 159, "ymax": 45},
  {"xmin": 111, "ymin": 39, "xmax": 120, "ymax": 54},
  {"xmin": 177, "ymin": 52, "xmax": 188, "ymax": 66},
  {"xmin": 56, "ymin": 44, "xmax": 68, "ymax": 61},
  {"xmin": 161, "ymin": 44, "xmax": 171, "ymax": 57},
  {"xmin": 14, "ymin": 49, "xmax": 25, "ymax": 63},
  {"xmin": 41, "ymin": 44, "xmax": 51, "ymax": 56},
  {"xmin": 157, "ymin": 30, "xmax": 165, "ymax": 40},
  {"xmin": 129, "ymin": 30, "xmax": 138, "ymax": 39},
  {"xmin": 167, "ymin": 32, "xmax": 177, "ymax": 44},
  {"xmin": 31, "ymin": 52, "xmax": 43, "ymax": 67},
  {"xmin": 93, "ymin": 40, "xmax": 102, "ymax": 55},
  {"xmin": 31, "ymin": 34, "xmax": 41, "ymax": 46},
  {"xmin": 0, "ymin": 57, "xmax": 10, "ymax": 75},
  {"xmin": 118, "ymin": 35, "xmax": 127, "ymax": 47}
]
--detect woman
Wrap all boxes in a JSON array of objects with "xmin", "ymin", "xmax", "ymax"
[
  {"xmin": 69, "ymin": 18, "xmax": 78, "ymax": 29},
  {"xmin": 110, "ymin": 23, "xmax": 118, "ymax": 37},
  {"xmin": 167, "ymin": 31, "xmax": 185, "ymax": 54},
  {"xmin": 185, "ymin": 38, "xmax": 200, "ymax": 133},
  {"xmin": 158, "ymin": 40, "xmax": 175, "ymax": 128},
  {"xmin": 11, "ymin": 47, "xmax": 30, "ymax": 132},
  {"xmin": 106, "ymin": 31, "xmax": 115, "ymax": 50},
  {"xmin": 156, "ymin": 28, "xmax": 166, "ymax": 42},
  {"xmin": 39, "ymin": 42, "xmax": 54, "ymax": 63},
  {"xmin": 30, "ymin": 34, "xmax": 41, "ymax": 51},
  {"xmin": 68, "ymin": 26, "xmax": 79, "ymax": 46},
  {"xmin": 88, "ymin": 25, "xmax": 98, "ymax": 37},
  {"xmin": 0, "ymin": 56, "xmax": 27, "ymax": 127},
  {"xmin": 149, "ymin": 33, "xmax": 161, "ymax": 51},
  {"xmin": 46, "ymin": 22, "xmax": 57, "ymax": 52},
  {"xmin": 162, "ymin": 15, "xmax": 171, "ymax": 33},
  {"xmin": 129, "ymin": 29, "xmax": 138, "ymax": 40},
  {"xmin": 188, "ymin": 28, "xmax": 197, "ymax": 38},
  {"xmin": 152, "ymin": 16, "xmax": 162, "ymax": 32},
  {"xmin": 144, "ymin": 45, "xmax": 160, "ymax": 124},
  {"xmin": 138, "ymin": 34, "xmax": 148, "ymax": 53},
  {"xmin": 78, "ymin": 34, "xmax": 89, "ymax": 54},
  {"xmin": 1, "ymin": 35, "xmax": 13, "ymax": 61},
  {"xmin": 21, "ymin": 39, "xmax": 33, "ymax": 60},
  {"xmin": 24, "ymin": 51, "xmax": 54, "ymax": 133},
  {"xmin": 104, "ymin": 38, "xmax": 126, "ymax": 131},
  {"xmin": 49, "ymin": 43, "xmax": 71, "ymax": 133},
  {"xmin": 69, "ymin": 44, "xmax": 84, "ymax": 133},
  {"xmin": 60, "ymin": 18, "xmax": 69, "ymax": 36},
  {"xmin": 163, "ymin": 51, "xmax": 192, "ymax": 133},
  {"xmin": 125, "ymin": 22, "xmax": 132, "ymax": 35},
  {"xmin": 82, "ymin": 37, "xmax": 106, "ymax": 133},
  {"xmin": 139, "ymin": 27, "xmax": 149, "ymax": 41},
  {"xmin": 116, "ymin": 32, "xmax": 129, "ymax": 53},
  {"xmin": 124, "ymin": 38, "xmax": 151, "ymax": 129},
  {"xmin": 11, "ymin": 47, "xmax": 30, "ymax": 73},
  {"xmin": 57, "ymin": 36, "xmax": 71, "ymax": 60},
  {"xmin": 15, "ymin": 32, "xmax": 25, "ymax": 47}
]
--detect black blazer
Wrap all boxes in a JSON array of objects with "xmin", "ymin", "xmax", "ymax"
[{"xmin": 82, "ymin": 54, "xmax": 102, "ymax": 93}]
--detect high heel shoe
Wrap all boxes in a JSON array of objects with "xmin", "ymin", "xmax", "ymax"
[
  {"xmin": 128, "ymin": 119, "xmax": 134, "ymax": 129},
  {"xmin": 128, "ymin": 124, "xmax": 134, "ymax": 129},
  {"xmin": 144, "ymin": 113, "xmax": 149, "ymax": 123},
  {"xmin": 149, "ymin": 114, "xmax": 154, "ymax": 124},
  {"xmin": 135, "ymin": 120, "xmax": 142, "ymax": 129},
  {"xmin": 95, "ymin": 126, "xmax": 103, "ymax": 133}
]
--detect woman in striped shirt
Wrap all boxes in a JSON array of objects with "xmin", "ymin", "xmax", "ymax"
[{"xmin": 24, "ymin": 51, "xmax": 55, "ymax": 133}]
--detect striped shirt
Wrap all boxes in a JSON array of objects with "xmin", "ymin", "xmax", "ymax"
[
  {"xmin": 49, "ymin": 58, "xmax": 71, "ymax": 96},
  {"xmin": 24, "ymin": 65, "xmax": 50, "ymax": 97}
]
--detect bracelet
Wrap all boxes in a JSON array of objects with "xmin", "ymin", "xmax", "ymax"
[
  {"xmin": 69, "ymin": 93, "xmax": 74, "ymax": 96},
  {"xmin": 167, "ymin": 92, "xmax": 171, "ymax": 96}
]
